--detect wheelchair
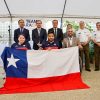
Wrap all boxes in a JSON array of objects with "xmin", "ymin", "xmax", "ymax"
[{"xmin": 79, "ymin": 56, "xmax": 83, "ymax": 73}]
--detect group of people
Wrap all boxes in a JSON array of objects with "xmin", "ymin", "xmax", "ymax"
[{"xmin": 12, "ymin": 19, "xmax": 100, "ymax": 72}]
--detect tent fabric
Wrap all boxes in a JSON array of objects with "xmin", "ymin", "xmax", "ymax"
[
  {"xmin": 64, "ymin": 0, "xmax": 100, "ymax": 17},
  {"xmin": 0, "ymin": 0, "xmax": 100, "ymax": 18},
  {"xmin": 0, "ymin": 0, "xmax": 9, "ymax": 16}
]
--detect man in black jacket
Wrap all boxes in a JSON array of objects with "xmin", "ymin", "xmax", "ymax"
[
  {"xmin": 48, "ymin": 20, "xmax": 63, "ymax": 48},
  {"xmin": 32, "ymin": 20, "xmax": 47, "ymax": 50},
  {"xmin": 14, "ymin": 19, "xmax": 30, "ymax": 43}
]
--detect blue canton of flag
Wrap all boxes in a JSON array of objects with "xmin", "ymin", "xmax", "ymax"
[{"xmin": 1, "ymin": 47, "xmax": 28, "ymax": 78}]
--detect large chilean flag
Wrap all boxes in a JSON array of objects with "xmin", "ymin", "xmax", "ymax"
[{"xmin": 0, "ymin": 47, "xmax": 89, "ymax": 94}]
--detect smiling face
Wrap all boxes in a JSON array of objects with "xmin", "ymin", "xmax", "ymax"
[
  {"xmin": 18, "ymin": 35, "xmax": 26, "ymax": 44},
  {"xmin": 48, "ymin": 33, "xmax": 55, "ymax": 42}
]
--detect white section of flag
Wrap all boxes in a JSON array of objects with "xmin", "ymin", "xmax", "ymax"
[{"xmin": 27, "ymin": 47, "xmax": 80, "ymax": 78}]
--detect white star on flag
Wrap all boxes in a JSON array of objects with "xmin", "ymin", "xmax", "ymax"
[{"xmin": 7, "ymin": 54, "xmax": 20, "ymax": 68}]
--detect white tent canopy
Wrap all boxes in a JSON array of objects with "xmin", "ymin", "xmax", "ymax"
[
  {"xmin": 64, "ymin": 0, "xmax": 100, "ymax": 18},
  {"xmin": 0, "ymin": 0, "xmax": 9, "ymax": 17},
  {"xmin": 0, "ymin": 0, "xmax": 100, "ymax": 18}
]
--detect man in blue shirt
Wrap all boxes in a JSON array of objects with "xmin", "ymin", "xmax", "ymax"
[{"xmin": 41, "ymin": 31, "xmax": 60, "ymax": 50}]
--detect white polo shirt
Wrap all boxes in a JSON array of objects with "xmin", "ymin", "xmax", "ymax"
[
  {"xmin": 92, "ymin": 30, "xmax": 100, "ymax": 42},
  {"xmin": 76, "ymin": 28, "xmax": 91, "ymax": 43}
]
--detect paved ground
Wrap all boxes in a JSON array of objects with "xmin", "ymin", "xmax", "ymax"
[{"xmin": 0, "ymin": 64, "xmax": 100, "ymax": 100}]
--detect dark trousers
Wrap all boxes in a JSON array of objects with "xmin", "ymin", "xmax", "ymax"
[
  {"xmin": 59, "ymin": 41, "xmax": 62, "ymax": 48},
  {"xmin": 79, "ymin": 44, "xmax": 90, "ymax": 70},
  {"xmin": 94, "ymin": 44, "xmax": 100, "ymax": 70},
  {"xmin": 33, "ymin": 43, "xmax": 39, "ymax": 50}
]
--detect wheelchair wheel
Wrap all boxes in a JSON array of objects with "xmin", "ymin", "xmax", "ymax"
[{"xmin": 79, "ymin": 56, "xmax": 83, "ymax": 73}]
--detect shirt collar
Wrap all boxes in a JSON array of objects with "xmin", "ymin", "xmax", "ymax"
[
  {"xmin": 20, "ymin": 28, "xmax": 24, "ymax": 31},
  {"xmin": 48, "ymin": 41, "xmax": 54, "ymax": 44},
  {"xmin": 68, "ymin": 36, "xmax": 73, "ymax": 39}
]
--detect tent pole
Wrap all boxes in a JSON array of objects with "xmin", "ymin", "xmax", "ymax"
[
  {"xmin": 4, "ymin": 0, "xmax": 12, "ymax": 46},
  {"xmin": 4, "ymin": 0, "xmax": 12, "ymax": 18},
  {"xmin": 8, "ymin": 18, "xmax": 12, "ymax": 46},
  {"xmin": 61, "ymin": 0, "xmax": 67, "ymax": 28}
]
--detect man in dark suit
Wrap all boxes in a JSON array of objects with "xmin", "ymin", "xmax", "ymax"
[
  {"xmin": 48, "ymin": 20, "xmax": 63, "ymax": 48},
  {"xmin": 32, "ymin": 20, "xmax": 47, "ymax": 50},
  {"xmin": 14, "ymin": 19, "xmax": 30, "ymax": 43}
]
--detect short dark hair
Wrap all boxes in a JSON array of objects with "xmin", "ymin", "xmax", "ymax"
[
  {"xmin": 18, "ymin": 19, "xmax": 24, "ymax": 24},
  {"xmin": 96, "ymin": 22, "xmax": 100, "ymax": 25},
  {"xmin": 48, "ymin": 31, "xmax": 54, "ymax": 35},
  {"xmin": 36, "ymin": 20, "xmax": 42, "ymax": 24},
  {"xmin": 67, "ymin": 24, "xmax": 72, "ymax": 26},
  {"xmin": 52, "ymin": 20, "xmax": 58, "ymax": 23},
  {"xmin": 18, "ymin": 34, "xmax": 25, "ymax": 38}
]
